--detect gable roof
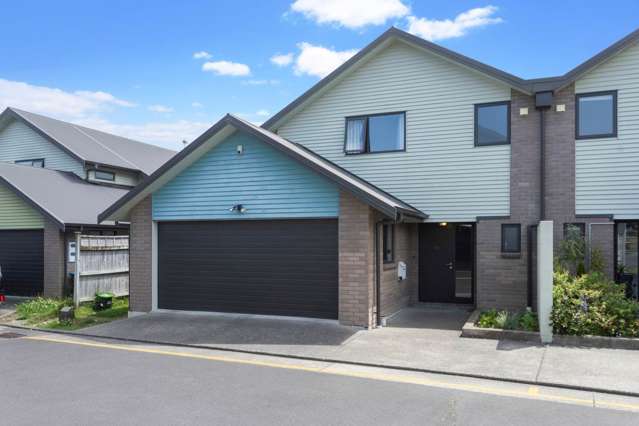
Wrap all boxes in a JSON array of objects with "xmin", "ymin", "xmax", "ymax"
[
  {"xmin": 0, "ymin": 107, "xmax": 176, "ymax": 175},
  {"xmin": 263, "ymin": 26, "xmax": 639, "ymax": 130},
  {"xmin": 0, "ymin": 162, "xmax": 128, "ymax": 230},
  {"xmin": 99, "ymin": 114, "xmax": 427, "ymax": 223}
]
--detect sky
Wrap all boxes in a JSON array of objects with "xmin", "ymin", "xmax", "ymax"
[{"xmin": 1, "ymin": 0, "xmax": 638, "ymax": 150}]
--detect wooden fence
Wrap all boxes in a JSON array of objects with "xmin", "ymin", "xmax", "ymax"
[{"xmin": 74, "ymin": 234, "xmax": 129, "ymax": 305}]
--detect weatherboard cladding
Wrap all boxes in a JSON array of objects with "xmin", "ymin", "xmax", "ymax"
[
  {"xmin": 0, "ymin": 183, "xmax": 43, "ymax": 230},
  {"xmin": 276, "ymin": 40, "xmax": 511, "ymax": 222},
  {"xmin": 0, "ymin": 119, "xmax": 85, "ymax": 177},
  {"xmin": 152, "ymin": 132, "xmax": 339, "ymax": 221},
  {"xmin": 575, "ymin": 40, "xmax": 639, "ymax": 219}
]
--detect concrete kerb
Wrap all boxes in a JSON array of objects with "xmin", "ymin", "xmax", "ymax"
[{"xmin": 3, "ymin": 321, "xmax": 639, "ymax": 399}]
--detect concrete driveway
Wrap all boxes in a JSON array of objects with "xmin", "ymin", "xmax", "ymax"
[{"xmin": 75, "ymin": 304, "xmax": 639, "ymax": 395}]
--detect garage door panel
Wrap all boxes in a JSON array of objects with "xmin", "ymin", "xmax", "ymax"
[
  {"xmin": 158, "ymin": 219, "xmax": 338, "ymax": 319},
  {"xmin": 0, "ymin": 230, "xmax": 44, "ymax": 296}
]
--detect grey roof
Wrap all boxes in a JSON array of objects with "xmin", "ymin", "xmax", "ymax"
[
  {"xmin": 263, "ymin": 26, "xmax": 639, "ymax": 130},
  {"xmin": 0, "ymin": 162, "xmax": 129, "ymax": 229},
  {"xmin": 100, "ymin": 114, "xmax": 427, "ymax": 223},
  {"xmin": 0, "ymin": 108, "xmax": 176, "ymax": 175}
]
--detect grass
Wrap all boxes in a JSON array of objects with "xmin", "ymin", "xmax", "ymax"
[
  {"xmin": 15, "ymin": 297, "xmax": 128, "ymax": 330},
  {"xmin": 476, "ymin": 309, "xmax": 539, "ymax": 332}
]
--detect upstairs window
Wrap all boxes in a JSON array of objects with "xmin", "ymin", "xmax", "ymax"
[
  {"xmin": 475, "ymin": 101, "xmax": 510, "ymax": 146},
  {"xmin": 15, "ymin": 158, "xmax": 44, "ymax": 168},
  {"xmin": 576, "ymin": 91, "xmax": 617, "ymax": 139},
  {"xmin": 345, "ymin": 112, "xmax": 405, "ymax": 154},
  {"xmin": 94, "ymin": 170, "xmax": 115, "ymax": 182}
]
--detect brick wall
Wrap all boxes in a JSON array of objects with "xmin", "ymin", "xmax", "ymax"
[
  {"xmin": 338, "ymin": 191, "xmax": 375, "ymax": 327},
  {"xmin": 379, "ymin": 222, "xmax": 418, "ymax": 318},
  {"xmin": 42, "ymin": 219, "xmax": 65, "ymax": 297},
  {"xmin": 129, "ymin": 196, "xmax": 153, "ymax": 313}
]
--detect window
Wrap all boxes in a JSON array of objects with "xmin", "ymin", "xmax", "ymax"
[
  {"xmin": 345, "ymin": 112, "xmax": 405, "ymax": 154},
  {"xmin": 475, "ymin": 102, "xmax": 510, "ymax": 146},
  {"xmin": 15, "ymin": 158, "xmax": 44, "ymax": 168},
  {"xmin": 563, "ymin": 222, "xmax": 586, "ymax": 239},
  {"xmin": 501, "ymin": 224, "xmax": 521, "ymax": 253},
  {"xmin": 383, "ymin": 224, "xmax": 394, "ymax": 263},
  {"xmin": 576, "ymin": 91, "xmax": 617, "ymax": 139},
  {"xmin": 94, "ymin": 170, "xmax": 115, "ymax": 181}
]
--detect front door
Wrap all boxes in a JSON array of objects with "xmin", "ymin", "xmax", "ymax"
[{"xmin": 419, "ymin": 223, "xmax": 474, "ymax": 304}]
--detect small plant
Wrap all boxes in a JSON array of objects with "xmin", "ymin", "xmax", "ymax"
[
  {"xmin": 518, "ymin": 310, "xmax": 539, "ymax": 332},
  {"xmin": 16, "ymin": 297, "xmax": 71, "ymax": 323},
  {"xmin": 476, "ymin": 309, "xmax": 538, "ymax": 332},
  {"xmin": 590, "ymin": 248, "xmax": 606, "ymax": 274}
]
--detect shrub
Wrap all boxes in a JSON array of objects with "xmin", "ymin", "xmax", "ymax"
[
  {"xmin": 476, "ymin": 309, "xmax": 538, "ymax": 332},
  {"xmin": 551, "ymin": 270, "xmax": 639, "ymax": 337},
  {"xmin": 16, "ymin": 297, "xmax": 71, "ymax": 323}
]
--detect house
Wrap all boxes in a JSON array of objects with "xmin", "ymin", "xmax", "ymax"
[
  {"xmin": 0, "ymin": 108, "xmax": 175, "ymax": 297},
  {"xmin": 100, "ymin": 26, "xmax": 639, "ymax": 327}
]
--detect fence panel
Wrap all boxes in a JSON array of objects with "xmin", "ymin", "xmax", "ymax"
[{"xmin": 75, "ymin": 235, "xmax": 129, "ymax": 304}]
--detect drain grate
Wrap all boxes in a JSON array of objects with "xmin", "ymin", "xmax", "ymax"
[{"xmin": 0, "ymin": 332, "xmax": 25, "ymax": 339}]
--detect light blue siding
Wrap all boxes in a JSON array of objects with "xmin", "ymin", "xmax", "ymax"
[
  {"xmin": 0, "ymin": 119, "xmax": 85, "ymax": 177},
  {"xmin": 152, "ymin": 132, "xmax": 339, "ymax": 220},
  {"xmin": 276, "ymin": 40, "xmax": 512, "ymax": 222},
  {"xmin": 575, "ymin": 41, "xmax": 639, "ymax": 219}
]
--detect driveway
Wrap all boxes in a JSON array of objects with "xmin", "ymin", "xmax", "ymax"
[
  {"xmin": 75, "ymin": 304, "xmax": 639, "ymax": 395},
  {"xmin": 0, "ymin": 296, "xmax": 22, "ymax": 319}
]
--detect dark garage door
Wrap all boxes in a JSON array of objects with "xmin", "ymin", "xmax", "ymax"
[
  {"xmin": 158, "ymin": 220, "xmax": 338, "ymax": 319},
  {"xmin": 0, "ymin": 230, "xmax": 44, "ymax": 296}
]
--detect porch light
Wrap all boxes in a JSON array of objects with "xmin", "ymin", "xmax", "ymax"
[{"xmin": 439, "ymin": 222, "xmax": 448, "ymax": 227}]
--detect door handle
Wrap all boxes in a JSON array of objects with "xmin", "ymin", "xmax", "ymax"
[{"xmin": 445, "ymin": 262, "xmax": 453, "ymax": 270}]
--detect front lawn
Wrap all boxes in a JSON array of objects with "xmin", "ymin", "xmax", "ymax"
[{"xmin": 15, "ymin": 297, "xmax": 128, "ymax": 330}]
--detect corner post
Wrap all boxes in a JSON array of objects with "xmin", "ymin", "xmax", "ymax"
[{"xmin": 537, "ymin": 220, "xmax": 553, "ymax": 343}]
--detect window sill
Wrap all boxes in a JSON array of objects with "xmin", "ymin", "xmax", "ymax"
[
  {"xmin": 345, "ymin": 150, "xmax": 405, "ymax": 156},
  {"xmin": 501, "ymin": 252, "xmax": 521, "ymax": 259}
]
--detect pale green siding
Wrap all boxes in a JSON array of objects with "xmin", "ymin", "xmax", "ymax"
[
  {"xmin": 0, "ymin": 183, "xmax": 44, "ymax": 230},
  {"xmin": 575, "ymin": 41, "xmax": 639, "ymax": 219},
  {"xmin": 276, "ymin": 40, "xmax": 512, "ymax": 222},
  {"xmin": 0, "ymin": 119, "xmax": 85, "ymax": 177}
]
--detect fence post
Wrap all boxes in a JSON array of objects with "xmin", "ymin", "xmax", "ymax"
[
  {"xmin": 537, "ymin": 221, "xmax": 553, "ymax": 344},
  {"xmin": 73, "ymin": 232, "xmax": 81, "ymax": 307}
]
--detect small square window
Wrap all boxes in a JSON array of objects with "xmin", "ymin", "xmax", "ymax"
[
  {"xmin": 563, "ymin": 223, "xmax": 585, "ymax": 239},
  {"xmin": 576, "ymin": 91, "xmax": 617, "ymax": 139},
  {"xmin": 501, "ymin": 224, "xmax": 521, "ymax": 253},
  {"xmin": 383, "ymin": 224, "xmax": 395, "ymax": 263},
  {"xmin": 94, "ymin": 170, "xmax": 115, "ymax": 181},
  {"xmin": 475, "ymin": 102, "xmax": 510, "ymax": 146}
]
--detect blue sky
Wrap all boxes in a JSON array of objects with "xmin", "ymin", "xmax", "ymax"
[{"xmin": 1, "ymin": 0, "xmax": 638, "ymax": 150}]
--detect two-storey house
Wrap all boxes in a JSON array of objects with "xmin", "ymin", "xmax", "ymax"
[{"xmin": 100, "ymin": 27, "xmax": 639, "ymax": 327}]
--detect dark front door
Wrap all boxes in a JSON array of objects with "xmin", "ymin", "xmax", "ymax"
[
  {"xmin": 0, "ymin": 230, "xmax": 44, "ymax": 296},
  {"xmin": 158, "ymin": 219, "xmax": 339, "ymax": 319},
  {"xmin": 419, "ymin": 223, "xmax": 474, "ymax": 303}
]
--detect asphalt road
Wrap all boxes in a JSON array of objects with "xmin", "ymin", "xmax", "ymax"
[{"xmin": 1, "ymin": 332, "xmax": 637, "ymax": 426}]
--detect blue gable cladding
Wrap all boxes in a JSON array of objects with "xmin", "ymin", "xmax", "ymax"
[{"xmin": 152, "ymin": 131, "xmax": 339, "ymax": 220}]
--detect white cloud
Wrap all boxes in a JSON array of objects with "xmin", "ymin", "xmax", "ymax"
[
  {"xmin": 294, "ymin": 42, "xmax": 358, "ymax": 78},
  {"xmin": 256, "ymin": 109, "xmax": 270, "ymax": 117},
  {"xmin": 0, "ymin": 78, "xmax": 136, "ymax": 120},
  {"xmin": 270, "ymin": 52, "xmax": 294, "ymax": 67},
  {"xmin": 191, "ymin": 102, "xmax": 203, "ymax": 108},
  {"xmin": 406, "ymin": 6, "xmax": 503, "ymax": 41},
  {"xmin": 202, "ymin": 60, "xmax": 251, "ymax": 76},
  {"xmin": 148, "ymin": 104, "xmax": 174, "ymax": 113},
  {"xmin": 290, "ymin": 0, "xmax": 409, "ymax": 29},
  {"xmin": 241, "ymin": 79, "xmax": 280, "ymax": 86},
  {"xmin": 193, "ymin": 51, "xmax": 212, "ymax": 59}
]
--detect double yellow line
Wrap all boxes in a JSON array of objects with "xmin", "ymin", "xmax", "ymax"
[{"xmin": 23, "ymin": 335, "xmax": 639, "ymax": 412}]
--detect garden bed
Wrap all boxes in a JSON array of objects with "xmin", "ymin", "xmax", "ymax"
[
  {"xmin": 9, "ymin": 296, "xmax": 128, "ymax": 331},
  {"xmin": 461, "ymin": 310, "xmax": 541, "ymax": 343}
]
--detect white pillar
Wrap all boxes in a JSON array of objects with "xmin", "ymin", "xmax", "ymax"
[
  {"xmin": 73, "ymin": 232, "xmax": 81, "ymax": 307},
  {"xmin": 537, "ymin": 221, "xmax": 553, "ymax": 344}
]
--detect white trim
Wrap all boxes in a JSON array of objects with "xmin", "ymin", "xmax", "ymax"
[{"xmin": 151, "ymin": 220, "xmax": 158, "ymax": 311}]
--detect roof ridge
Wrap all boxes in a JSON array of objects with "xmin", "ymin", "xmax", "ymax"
[{"xmin": 70, "ymin": 123, "xmax": 139, "ymax": 169}]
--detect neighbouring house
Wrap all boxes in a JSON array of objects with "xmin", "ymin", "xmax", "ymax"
[
  {"xmin": 0, "ymin": 108, "xmax": 175, "ymax": 297},
  {"xmin": 100, "ymin": 26, "xmax": 639, "ymax": 327}
]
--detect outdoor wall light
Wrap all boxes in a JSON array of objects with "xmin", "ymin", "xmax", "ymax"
[
  {"xmin": 438, "ymin": 222, "xmax": 448, "ymax": 227},
  {"xmin": 229, "ymin": 204, "xmax": 247, "ymax": 213}
]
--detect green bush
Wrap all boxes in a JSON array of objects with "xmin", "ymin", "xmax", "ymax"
[
  {"xmin": 16, "ymin": 297, "xmax": 71, "ymax": 323},
  {"xmin": 476, "ymin": 309, "xmax": 539, "ymax": 332},
  {"xmin": 551, "ymin": 270, "xmax": 639, "ymax": 337}
]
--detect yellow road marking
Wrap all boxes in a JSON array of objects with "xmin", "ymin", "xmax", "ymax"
[{"xmin": 21, "ymin": 335, "xmax": 639, "ymax": 412}]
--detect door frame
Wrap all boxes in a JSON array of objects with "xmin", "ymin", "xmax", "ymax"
[{"xmin": 418, "ymin": 223, "xmax": 476, "ymax": 305}]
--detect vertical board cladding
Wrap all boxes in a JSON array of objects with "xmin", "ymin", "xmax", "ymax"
[
  {"xmin": 276, "ymin": 40, "xmax": 512, "ymax": 222},
  {"xmin": 0, "ymin": 182, "xmax": 44, "ymax": 229},
  {"xmin": 575, "ymin": 41, "xmax": 639, "ymax": 219},
  {"xmin": 152, "ymin": 132, "xmax": 339, "ymax": 221},
  {"xmin": 129, "ymin": 196, "xmax": 153, "ymax": 313},
  {"xmin": 0, "ymin": 119, "xmax": 85, "ymax": 177}
]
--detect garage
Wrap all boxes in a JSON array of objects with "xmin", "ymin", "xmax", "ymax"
[
  {"xmin": 158, "ymin": 219, "xmax": 338, "ymax": 319},
  {"xmin": 0, "ymin": 229, "xmax": 44, "ymax": 296}
]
